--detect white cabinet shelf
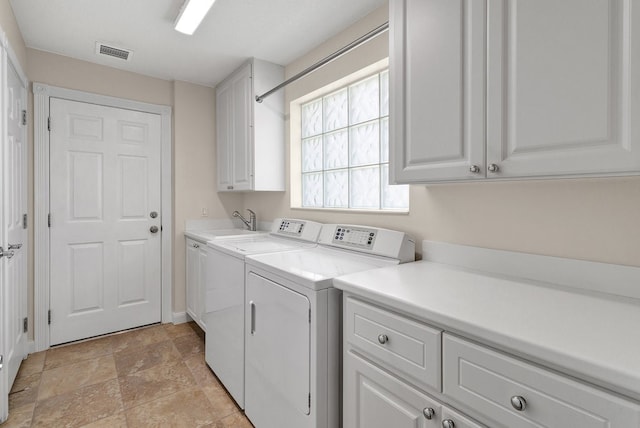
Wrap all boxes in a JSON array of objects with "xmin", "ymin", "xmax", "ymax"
[
  {"xmin": 390, "ymin": 0, "xmax": 640, "ymax": 183},
  {"xmin": 216, "ymin": 58, "xmax": 285, "ymax": 191}
]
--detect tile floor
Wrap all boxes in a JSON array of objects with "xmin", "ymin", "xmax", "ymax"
[{"xmin": 1, "ymin": 322, "xmax": 253, "ymax": 427}]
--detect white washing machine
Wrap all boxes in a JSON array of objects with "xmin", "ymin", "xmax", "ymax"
[
  {"xmin": 243, "ymin": 224, "xmax": 415, "ymax": 428},
  {"xmin": 204, "ymin": 218, "xmax": 323, "ymax": 408}
]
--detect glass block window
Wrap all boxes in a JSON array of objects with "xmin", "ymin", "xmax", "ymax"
[{"xmin": 300, "ymin": 71, "xmax": 409, "ymax": 211}]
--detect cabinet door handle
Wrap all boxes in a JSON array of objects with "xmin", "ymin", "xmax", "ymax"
[
  {"xmin": 510, "ymin": 395, "xmax": 527, "ymax": 411},
  {"xmin": 422, "ymin": 407, "xmax": 435, "ymax": 420},
  {"xmin": 377, "ymin": 334, "xmax": 388, "ymax": 344},
  {"xmin": 250, "ymin": 301, "xmax": 256, "ymax": 335},
  {"xmin": 469, "ymin": 165, "xmax": 480, "ymax": 173},
  {"xmin": 487, "ymin": 163, "xmax": 500, "ymax": 173},
  {"xmin": 442, "ymin": 419, "xmax": 455, "ymax": 428},
  {"xmin": 227, "ymin": 185, "xmax": 234, "ymax": 190}
]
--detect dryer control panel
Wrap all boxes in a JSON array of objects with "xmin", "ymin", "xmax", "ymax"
[
  {"xmin": 319, "ymin": 224, "xmax": 416, "ymax": 263},
  {"xmin": 332, "ymin": 226, "xmax": 377, "ymax": 249}
]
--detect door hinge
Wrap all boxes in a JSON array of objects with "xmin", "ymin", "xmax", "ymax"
[
  {"xmin": 22, "ymin": 110, "xmax": 27, "ymax": 126},
  {"xmin": 23, "ymin": 213, "xmax": 28, "ymax": 229},
  {"xmin": 308, "ymin": 393, "xmax": 311, "ymax": 409},
  {"xmin": 23, "ymin": 317, "xmax": 28, "ymax": 333},
  {"xmin": 48, "ymin": 310, "xmax": 51, "ymax": 325},
  {"xmin": 309, "ymin": 308, "xmax": 311, "ymax": 323},
  {"xmin": 48, "ymin": 213, "xmax": 51, "ymax": 228},
  {"xmin": 47, "ymin": 117, "xmax": 51, "ymax": 131}
]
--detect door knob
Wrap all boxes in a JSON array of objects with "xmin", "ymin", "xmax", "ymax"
[
  {"xmin": 150, "ymin": 226, "xmax": 159, "ymax": 233},
  {"xmin": 150, "ymin": 211, "xmax": 158, "ymax": 219}
]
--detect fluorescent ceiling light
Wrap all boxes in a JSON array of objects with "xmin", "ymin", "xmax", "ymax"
[{"xmin": 174, "ymin": 0, "xmax": 216, "ymax": 35}]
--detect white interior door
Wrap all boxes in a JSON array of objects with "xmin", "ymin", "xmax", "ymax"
[
  {"xmin": 49, "ymin": 98, "xmax": 162, "ymax": 345},
  {"xmin": 1, "ymin": 54, "xmax": 28, "ymax": 422},
  {"xmin": 245, "ymin": 272, "xmax": 310, "ymax": 428}
]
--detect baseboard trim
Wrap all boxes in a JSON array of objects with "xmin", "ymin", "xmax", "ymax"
[
  {"xmin": 171, "ymin": 312, "xmax": 189, "ymax": 324},
  {"xmin": 26, "ymin": 340, "xmax": 36, "ymax": 355}
]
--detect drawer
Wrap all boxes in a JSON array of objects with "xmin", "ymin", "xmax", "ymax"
[
  {"xmin": 443, "ymin": 334, "xmax": 640, "ymax": 428},
  {"xmin": 345, "ymin": 297, "xmax": 442, "ymax": 393}
]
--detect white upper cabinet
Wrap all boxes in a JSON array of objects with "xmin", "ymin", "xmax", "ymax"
[
  {"xmin": 216, "ymin": 58, "xmax": 285, "ymax": 191},
  {"xmin": 390, "ymin": 0, "xmax": 640, "ymax": 183}
]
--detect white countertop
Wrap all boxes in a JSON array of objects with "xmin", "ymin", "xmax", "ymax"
[
  {"xmin": 184, "ymin": 228, "xmax": 262, "ymax": 242},
  {"xmin": 334, "ymin": 260, "xmax": 640, "ymax": 402}
]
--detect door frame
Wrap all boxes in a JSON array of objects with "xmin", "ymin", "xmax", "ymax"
[{"xmin": 33, "ymin": 83, "xmax": 173, "ymax": 351}]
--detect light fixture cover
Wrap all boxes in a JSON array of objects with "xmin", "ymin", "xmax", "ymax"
[{"xmin": 174, "ymin": 0, "xmax": 216, "ymax": 35}]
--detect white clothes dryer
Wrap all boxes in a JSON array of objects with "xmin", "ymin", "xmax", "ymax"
[
  {"xmin": 204, "ymin": 218, "xmax": 323, "ymax": 408},
  {"xmin": 243, "ymin": 224, "xmax": 415, "ymax": 428}
]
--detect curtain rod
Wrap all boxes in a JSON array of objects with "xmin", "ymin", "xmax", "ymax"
[{"xmin": 255, "ymin": 21, "xmax": 389, "ymax": 103}]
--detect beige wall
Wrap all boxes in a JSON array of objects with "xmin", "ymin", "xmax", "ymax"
[
  {"xmin": 173, "ymin": 81, "xmax": 243, "ymax": 311},
  {"xmin": 242, "ymin": 4, "xmax": 640, "ymax": 268}
]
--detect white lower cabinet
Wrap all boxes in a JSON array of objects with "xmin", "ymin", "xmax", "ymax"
[
  {"xmin": 345, "ymin": 350, "xmax": 483, "ymax": 428},
  {"xmin": 443, "ymin": 334, "xmax": 640, "ymax": 428},
  {"xmin": 185, "ymin": 238, "xmax": 207, "ymax": 331},
  {"xmin": 343, "ymin": 296, "xmax": 640, "ymax": 428}
]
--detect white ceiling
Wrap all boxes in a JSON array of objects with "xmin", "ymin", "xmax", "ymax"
[{"xmin": 10, "ymin": 0, "xmax": 386, "ymax": 87}]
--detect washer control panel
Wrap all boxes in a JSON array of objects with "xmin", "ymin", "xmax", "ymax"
[
  {"xmin": 270, "ymin": 218, "xmax": 323, "ymax": 242},
  {"xmin": 333, "ymin": 226, "xmax": 377, "ymax": 249},
  {"xmin": 278, "ymin": 219, "xmax": 306, "ymax": 235}
]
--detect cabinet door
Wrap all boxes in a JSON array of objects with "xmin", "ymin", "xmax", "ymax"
[
  {"xmin": 216, "ymin": 81, "xmax": 233, "ymax": 191},
  {"xmin": 245, "ymin": 272, "xmax": 310, "ymax": 428},
  {"xmin": 185, "ymin": 239, "xmax": 199, "ymax": 322},
  {"xmin": 487, "ymin": 0, "xmax": 640, "ymax": 178},
  {"xmin": 196, "ymin": 246, "xmax": 208, "ymax": 330},
  {"xmin": 390, "ymin": 0, "xmax": 487, "ymax": 183},
  {"xmin": 230, "ymin": 63, "xmax": 253, "ymax": 191},
  {"xmin": 344, "ymin": 349, "xmax": 443, "ymax": 428}
]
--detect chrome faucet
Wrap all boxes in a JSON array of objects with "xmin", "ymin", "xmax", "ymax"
[{"xmin": 233, "ymin": 209, "xmax": 257, "ymax": 231}]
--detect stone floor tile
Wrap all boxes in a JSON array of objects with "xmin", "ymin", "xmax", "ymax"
[
  {"xmin": 211, "ymin": 411, "xmax": 254, "ymax": 428},
  {"xmin": 114, "ymin": 339, "xmax": 181, "ymax": 377},
  {"xmin": 163, "ymin": 321, "xmax": 201, "ymax": 340},
  {"xmin": 8, "ymin": 372, "xmax": 40, "ymax": 409},
  {"xmin": 38, "ymin": 355, "xmax": 117, "ymax": 401},
  {"xmin": 201, "ymin": 383, "xmax": 239, "ymax": 421},
  {"xmin": 119, "ymin": 360, "xmax": 197, "ymax": 409},
  {"xmin": 173, "ymin": 333, "xmax": 204, "ymax": 358},
  {"xmin": 31, "ymin": 379, "xmax": 123, "ymax": 428},
  {"xmin": 77, "ymin": 412, "xmax": 128, "ymax": 428},
  {"xmin": 110, "ymin": 325, "xmax": 169, "ymax": 355},
  {"xmin": 44, "ymin": 336, "xmax": 113, "ymax": 370},
  {"xmin": 184, "ymin": 353, "xmax": 219, "ymax": 387},
  {"xmin": 125, "ymin": 388, "xmax": 217, "ymax": 427},
  {"xmin": 0, "ymin": 403, "xmax": 35, "ymax": 428}
]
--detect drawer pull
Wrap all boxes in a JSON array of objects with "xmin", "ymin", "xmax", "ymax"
[
  {"xmin": 442, "ymin": 419, "xmax": 455, "ymax": 428},
  {"xmin": 377, "ymin": 334, "xmax": 389, "ymax": 344},
  {"xmin": 510, "ymin": 395, "xmax": 527, "ymax": 411},
  {"xmin": 422, "ymin": 407, "xmax": 435, "ymax": 420}
]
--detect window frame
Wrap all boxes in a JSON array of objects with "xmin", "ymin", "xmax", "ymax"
[{"xmin": 291, "ymin": 61, "xmax": 409, "ymax": 213}]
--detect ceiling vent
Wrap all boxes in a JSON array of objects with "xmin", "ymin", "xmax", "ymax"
[{"xmin": 95, "ymin": 42, "xmax": 133, "ymax": 61}]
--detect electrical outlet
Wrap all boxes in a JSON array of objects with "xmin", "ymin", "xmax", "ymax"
[{"xmin": 201, "ymin": 208, "xmax": 208, "ymax": 217}]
